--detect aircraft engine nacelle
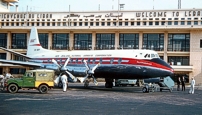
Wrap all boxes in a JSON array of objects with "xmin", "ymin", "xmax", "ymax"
[{"xmin": 42, "ymin": 64, "xmax": 60, "ymax": 73}]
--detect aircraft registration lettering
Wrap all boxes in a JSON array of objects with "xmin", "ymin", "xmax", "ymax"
[
  {"xmin": 55, "ymin": 55, "xmax": 59, "ymax": 57},
  {"xmin": 34, "ymin": 49, "xmax": 40, "ymax": 51}
]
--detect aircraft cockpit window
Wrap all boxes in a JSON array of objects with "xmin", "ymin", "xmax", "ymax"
[
  {"xmin": 151, "ymin": 54, "xmax": 155, "ymax": 58},
  {"xmin": 155, "ymin": 54, "xmax": 159, "ymax": 58},
  {"xmin": 144, "ymin": 54, "xmax": 148, "ymax": 58},
  {"xmin": 144, "ymin": 54, "xmax": 151, "ymax": 58}
]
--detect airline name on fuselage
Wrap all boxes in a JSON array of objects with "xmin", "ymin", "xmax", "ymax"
[
  {"xmin": 137, "ymin": 61, "xmax": 152, "ymax": 65},
  {"xmin": 55, "ymin": 54, "xmax": 112, "ymax": 57}
]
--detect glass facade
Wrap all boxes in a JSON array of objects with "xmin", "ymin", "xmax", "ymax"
[
  {"xmin": 0, "ymin": 33, "xmax": 7, "ymax": 48},
  {"xmin": 11, "ymin": 33, "xmax": 27, "ymax": 49},
  {"xmin": 168, "ymin": 34, "xmax": 190, "ymax": 51},
  {"xmin": 38, "ymin": 33, "xmax": 48, "ymax": 49},
  {"xmin": 52, "ymin": 33, "xmax": 69, "ymax": 50},
  {"xmin": 10, "ymin": 68, "xmax": 26, "ymax": 74},
  {"xmin": 168, "ymin": 56, "xmax": 189, "ymax": 66},
  {"xmin": 119, "ymin": 34, "xmax": 139, "ymax": 49},
  {"xmin": 0, "ymin": 53, "xmax": 6, "ymax": 59},
  {"xmin": 143, "ymin": 34, "xmax": 164, "ymax": 51},
  {"xmin": 96, "ymin": 34, "xmax": 115, "ymax": 50},
  {"xmin": 74, "ymin": 34, "xmax": 92, "ymax": 50},
  {"xmin": 13, "ymin": 54, "xmax": 26, "ymax": 61}
]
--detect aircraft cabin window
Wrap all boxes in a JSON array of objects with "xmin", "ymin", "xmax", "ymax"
[
  {"xmin": 70, "ymin": 58, "xmax": 73, "ymax": 63},
  {"xmin": 93, "ymin": 58, "xmax": 96, "ymax": 64},
  {"xmin": 110, "ymin": 58, "xmax": 114, "ymax": 64},
  {"xmin": 76, "ymin": 58, "xmax": 78, "ymax": 64},
  {"xmin": 100, "ymin": 58, "xmax": 102, "ymax": 64},
  {"xmin": 118, "ymin": 58, "xmax": 122, "ymax": 64},
  {"xmin": 87, "ymin": 58, "xmax": 90, "ymax": 63}
]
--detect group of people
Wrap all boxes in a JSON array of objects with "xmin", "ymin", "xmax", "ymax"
[
  {"xmin": 177, "ymin": 75, "xmax": 195, "ymax": 94},
  {"xmin": 0, "ymin": 71, "xmax": 13, "ymax": 89}
]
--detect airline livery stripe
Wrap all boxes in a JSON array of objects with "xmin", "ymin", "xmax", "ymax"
[{"xmin": 31, "ymin": 44, "xmax": 41, "ymax": 46}]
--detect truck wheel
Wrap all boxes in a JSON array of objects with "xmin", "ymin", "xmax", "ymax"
[
  {"xmin": 58, "ymin": 81, "xmax": 63, "ymax": 88},
  {"xmin": 8, "ymin": 84, "xmax": 18, "ymax": 93},
  {"xmin": 142, "ymin": 87, "xmax": 148, "ymax": 93},
  {"xmin": 39, "ymin": 85, "xmax": 48, "ymax": 94}
]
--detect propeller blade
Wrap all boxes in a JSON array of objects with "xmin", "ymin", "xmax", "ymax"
[
  {"xmin": 92, "ymin": 75, "xmax": 98, "ymax": 86},
  {"xmin": 83, "ymin": 59, "xmax": 90, "ymax": 70},
  {"xmin": 91, "ymin": 63, "xmax": 100, "ymax": 73},
  {"xmin": 63, "ymin": 57, "xmax": 70, "ymax": 67},
  {"xmin": 65, "ymin": 71, "xmax": 77, "ymax": 82},
  {"xmin": 61, "ymin": 57, "xmax": 71, "ymax": 71},
  {"xmin": 80, "ymin": 74, "xmax": 89, "ymax": 83},
  {"xmin": 52, "ymin": 59, "xmax": 61, "ymax": 68}
]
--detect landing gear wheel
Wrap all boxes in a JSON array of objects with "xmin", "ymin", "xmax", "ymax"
[
  {"xmin": 84, "ymin": 81, "xmax": 89, "ymax": 88},
  {"xmin": 142, "ymin": 87, "xmax": 148, "ymax": 93},
  {"xmin": 58, "ymin": 81, "xmax": 63, "ymax": 88},
  {"xmin": 105, "ymin": 82, "xmax": 113, "ymax": 88},
  {"xmin": 8, "ymin": 84, "xmax": 18, "ymax": 93},
  {"xmin": 39, "ymin": 85, "xmax": 48, "ymax": 94}
]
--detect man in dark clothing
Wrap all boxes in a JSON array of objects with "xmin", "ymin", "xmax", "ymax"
[
  {"xmin": 177, "ymin": 76, "xmax": 181, "ymax": 91},
  {"xmin": 181, "ymin": 76, "xmax": 186, "ymax": 91}
]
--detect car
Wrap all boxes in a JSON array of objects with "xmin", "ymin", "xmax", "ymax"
[{"xmin": 6, "ymin": 69, "xmax": 55, "ymax": 94}]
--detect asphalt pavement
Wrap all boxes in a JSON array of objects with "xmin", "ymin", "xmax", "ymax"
[{"xmin": 0, "ymin": 83, "xmax": 202, "ymax": 115}]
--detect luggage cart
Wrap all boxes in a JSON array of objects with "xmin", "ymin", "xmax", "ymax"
[{"xmin": 158, "ymin": 76, "xmax": 175, "ymax": 92}]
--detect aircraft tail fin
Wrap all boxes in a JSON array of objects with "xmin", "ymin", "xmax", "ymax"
[{"xmin": 27, "ymin": 27, "xmax": 50, "ymax": 56}]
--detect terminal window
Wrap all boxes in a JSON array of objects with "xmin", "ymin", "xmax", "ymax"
[{"xmin": 200, "ymin": 40, "xmax": 202, "ymax": 48}]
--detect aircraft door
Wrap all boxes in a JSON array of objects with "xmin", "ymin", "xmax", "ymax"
[{"xmin": 23, "ymin": 72, "xmax": 35, "ymax": 87}]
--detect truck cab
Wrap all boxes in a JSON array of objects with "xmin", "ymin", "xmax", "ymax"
[{"xmin": 7, "ymin": 69, "xmax": 55, "ymax": 94}]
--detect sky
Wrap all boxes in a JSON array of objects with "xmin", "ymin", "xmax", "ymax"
[{"xmin": 10, "ymin": 0, "xmax": 202, "ymax": 12}]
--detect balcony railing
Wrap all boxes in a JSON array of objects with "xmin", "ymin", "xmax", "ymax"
[{"xmin": 94, "ymin": 47, "xmax": 115, "ymax": 50}]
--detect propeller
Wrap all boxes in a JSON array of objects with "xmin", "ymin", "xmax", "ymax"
[
  {"xmin": 82, "ymin": 59, "xmax": 100, "ymax": 86},
  {"xmin": 52, "ymin": 57, "xmax": 77, "ymax": 82}
]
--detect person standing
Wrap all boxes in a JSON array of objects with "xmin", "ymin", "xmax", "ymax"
[
  {"xmin": 177, "ymin": 76, "xmax": 181, "ymax": 91},
  {"xmin": 189, "ymin": 77, "xmax": 195, "ymax": 94},
  {"xmin": 61, "ymin": 73, "xmax": 68, "ymax": 92},
  {"xmin": 181, "ymin": 76, "xmax": 186, "ymax": 91}
]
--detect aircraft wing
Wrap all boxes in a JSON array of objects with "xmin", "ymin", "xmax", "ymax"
[
  {"xmin": 0, "ymin": 47, "xmax": 31, "ymax": 59},
  {"xmin": 0, "ymin": 59, "xmax": 42, "ymax": 67}
]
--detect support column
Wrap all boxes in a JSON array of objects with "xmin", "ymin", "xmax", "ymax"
[
  {"xmin": 69, "ymin": 31, "xmax": 74, "ymax": 50},
  {"xmin": 115, "ymin": 31, "xmax": 119, "ymax": 50},
  {"xmin": 7, "ymin": 31, "xmax": 11, "ymax": 60},
  {"xmin": 48, "ymin": 31, "xmax": 52, "ymax": 49},
  {"xmin": 27, "ymin": 31, "xmax": 30, "ymax": 48},
  {"xmin": 92, "ymin": 31, "xmax": 96, "ymax": 50},
  {"xmin": 139, "ymin": 32, "xmax": 143, "ymax": 49},
  {"xmin": 164, "ymin": 31, "xmax": 168, "ymax": 62}
]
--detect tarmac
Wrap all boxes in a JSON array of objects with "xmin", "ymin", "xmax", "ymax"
[{"xmin": 0, "ymin": 82, "xmax": 202, "ymax": 115}]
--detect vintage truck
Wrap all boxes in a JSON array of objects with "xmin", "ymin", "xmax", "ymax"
[{"xmin": 6, "ymin": 69, "xmax": 55, "ymax": 94}]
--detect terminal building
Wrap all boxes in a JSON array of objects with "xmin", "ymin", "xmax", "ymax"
[{"xmin": 0, "ymin": 4, "xmax": 202, "ymax": 84}]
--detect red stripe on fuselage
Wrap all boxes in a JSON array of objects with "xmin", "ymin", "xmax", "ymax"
[
  {"xmin": 32, "ymin": 57, "xmax": 173, "ymax": 72},
  {"xmin": 30, "ymin": 44, "xmax": 41, "ymax": 46}
]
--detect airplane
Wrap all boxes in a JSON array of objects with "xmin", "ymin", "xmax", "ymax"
[{"xmin": 0, "ymin": 27, "xmax": 174, "ymax": 88}]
